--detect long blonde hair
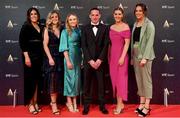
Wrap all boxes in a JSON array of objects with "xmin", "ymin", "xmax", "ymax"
[
  {"xmin": 46, "ymin": 10, "xmax": 61, "ymax": 32},
  {"xmin": 65, "ymin": 13, "xmax": 79, "ymax": 36}
]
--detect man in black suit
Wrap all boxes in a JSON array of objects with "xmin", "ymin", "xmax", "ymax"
[{"xmin": 81, "ymin": 8, "xmax": 109, "ymax": 115}]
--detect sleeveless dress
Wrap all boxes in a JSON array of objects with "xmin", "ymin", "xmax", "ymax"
[
  {"xmin": 59, "ymin": 28, "xmax": 82, "ymax": 96},
  {"xmin": 109, "ymin": 28, "xmax": 130, "ymax": 101},
  {"xmin": 43, "ymin": 29, "xmax": 64, "ymax": 94}
]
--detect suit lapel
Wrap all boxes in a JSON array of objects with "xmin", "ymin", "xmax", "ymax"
[
  {"xmin": 88, "ymin": 25, "xmax": 96, "ymax": 37},
  {"xmin": 95, "ymin": 24, "xmax": 103, "ymax": 41},
  {"xmin": 95, "ymin": 28, "xmax": 100, "ymax": 41},
  {"xmin": 139, "ymin": 18, "xmax": 148, "ymax": 42},
  {"xmin": 87, "ymin": 23, "xmax": 103, "ymax": 43},
  {"xmin": 132, "ymin": 23, "xmax": 136, "ymax": 40}
]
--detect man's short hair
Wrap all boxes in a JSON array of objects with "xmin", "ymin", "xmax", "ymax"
[{"xmin": 90, "ymin": 7, "xmax": 101, "ymax": 14}]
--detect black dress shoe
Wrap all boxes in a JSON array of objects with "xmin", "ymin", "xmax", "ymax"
[
  {"xmin": 82, "ymin": 105, "xmax": 89, "ymax": 115},
  {"xmin": 99, "ymin": 107, "xmax": 109, "ymax": 114}
]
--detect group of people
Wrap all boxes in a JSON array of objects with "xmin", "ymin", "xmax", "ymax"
[{"xmin": 19, "ymin": 3, "xmax": 155, "ymax": 117}]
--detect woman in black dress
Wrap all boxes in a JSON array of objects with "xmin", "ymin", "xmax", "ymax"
[
  {"xmin": 43, "ymin": 10, "xmax": 64, "ymax": 115},
  {"xmin": 19, "ymin": 7, "xmax": 44, "ymax": 115}
]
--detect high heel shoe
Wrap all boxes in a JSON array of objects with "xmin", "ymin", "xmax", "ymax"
[
  {"xmin": 50, "ymin": 102, "xmax": 60, "ymax": 115},
  {"xmin": 138, "ymin": 107, "xmax": 151, "ymax": 117},
  {"xmin": 28, "ymin": 104, "xmax": 38, "ymax": 115},
  {"xmin": 113, "ymin": 108, "xmax": 124, "ymax": 114},
  {"xmin": 73, "ymin": 103, "xmax": 79, "ymax": 112},
  {"xmin": 34, "ymin": 103, "xmax": 42, "ymax": 112},
  {"xmin": 66, "ymin": 103, "xmax": 74, "ymax": 112},
  {"xmin": 135, "ymin": 103, "xmax": 144, "ymax": 113}
]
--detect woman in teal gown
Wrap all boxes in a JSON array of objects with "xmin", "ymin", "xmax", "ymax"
[{"xmin": 59, "ymin": 13, "xmax": 81, "ymax": 112}]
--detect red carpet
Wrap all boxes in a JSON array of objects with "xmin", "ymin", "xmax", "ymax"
[{"xmin": 0, "ymin": 104, "xmax": 180, "ymax": 117}]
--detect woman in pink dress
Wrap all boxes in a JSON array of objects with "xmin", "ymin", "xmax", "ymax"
[{"xmin": 109, "ymin": 7, "xmax": 130, "ymax": 114}]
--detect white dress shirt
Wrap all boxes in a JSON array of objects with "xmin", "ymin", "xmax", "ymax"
[{"xmin": 91, "ymin": 22, "xmax": 99, "ymax": 36}]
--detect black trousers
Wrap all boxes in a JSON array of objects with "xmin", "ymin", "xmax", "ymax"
[{"xmin": 83, "ymin": 64, "xmax": 105, "ymax": 106}]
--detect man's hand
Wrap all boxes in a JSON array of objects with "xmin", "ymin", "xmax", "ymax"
[
  {"xmin": 89, "ymin": 60, "xmax": 97, "ymax": 69},
  {"xmin": 95, "ymin": 59, "xmax": 102, "ymax": 69}
]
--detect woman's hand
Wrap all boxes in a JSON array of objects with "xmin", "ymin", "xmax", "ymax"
[
  {"xmin": 49, "ymin": 58, "xmax": 55, "ymax": 66},
  {"xmin": 140, "ymin": 59, "xmax": 147, "ymax": 67},
  {"xmin": 67, "ymin": 61, "xmax": 73, "ymax": 69},
  {"xmin": 118, "ymin": 57, "xmax": 125, "ymax": 66},
  {"xmin": 25, "ymin": 57, "xmax": 31, "ymax": 67}
]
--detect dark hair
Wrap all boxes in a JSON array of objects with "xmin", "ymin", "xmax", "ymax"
[
  {"xmin": 26, "ymin": 7, "xmax": 40, "ymax": 24},
  {"xmin": 134, "ymin": 3, "xmax": 147, "ymax": 16},
  {"xmin": 113, "ymin": 7, "xmax": 124, "ymax": 14},
  {"xmin": 90, "ymin": 7, "xmax": 101, "ymax": 14}
]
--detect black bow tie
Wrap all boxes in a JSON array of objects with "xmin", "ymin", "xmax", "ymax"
[{"xmin": 91, "ymin": 24, "xmax": 99, "ymax": 28}]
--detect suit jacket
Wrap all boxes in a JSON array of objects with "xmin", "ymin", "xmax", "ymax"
[
  {"xmin": 131, "ymin": 17, "xmax": 155, "ymax": 60},
  {"xmin": 81, "ymin": 23, "xmax": 109, "ymax": 65}
]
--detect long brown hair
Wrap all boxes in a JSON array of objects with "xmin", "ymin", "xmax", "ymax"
[{"xmin": 26, "ymin": 7, "xmax": 40, "ymax": 24}]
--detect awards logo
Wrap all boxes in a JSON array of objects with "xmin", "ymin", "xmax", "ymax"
[
  {"xmin": 163, "ymin": 20, "xmax": 170, "ymax": 28},
  {"xmin": 164, "ymin": 88, "xmax": 174, "ymax": 106},
  {"xmin": 163, "ymin": 20, "xmax": 174, "ymax": 28},
  {"xmin": 54, "ymin": 3, "xmax": 64, "ymax": 10},
  {"xmin": 163, "ymin": 53, "xmax": 174, "ymax": 62},
  {"xmin": 7, "ymin": 54, "xmax": 18, "ymax": 63},
  {"xmin": 118, "ymin": 3, "xmax": 128, "ymax": 9},
  {"xmin": 163, "ymin": 54, "xmax": 170, "ymax": 62},
  {"xmin": 119, "ymin": 3, "xmax": 123, "ymax": 9},
  {"xmin": 7, "ymin": 89, "xmax": 17, "ymax": 107},
  {"xmin": 7, "ymin": 20, "xmax": 13, "ymax": 28},
  {"xmin": 7, "ymin": 88, "xmax": 13, "ymax": 96},
  {"xmin": 54, "ymin": 3, "xmax": 59, "ymax": 10},
  {"xmin": 7, "ymin": 20, "xmax": 17, "ymax": 28},
  {"xmin": 7, "ymin": 54, "xmax": 14, "ymax": 62}
]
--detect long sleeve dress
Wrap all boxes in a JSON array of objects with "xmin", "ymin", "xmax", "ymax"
[
  {"xmin": 59, "ymin": 28, "xmax": 82, "ymax": 96},
  {"xmin": 19, "ymin": 22, "xmax": 44, "ymax": 105}
]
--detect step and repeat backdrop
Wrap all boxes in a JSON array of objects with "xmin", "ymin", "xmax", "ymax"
[{"xmin": 0, "ymin": 0, "xmax": 179, "ymax": 105}]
